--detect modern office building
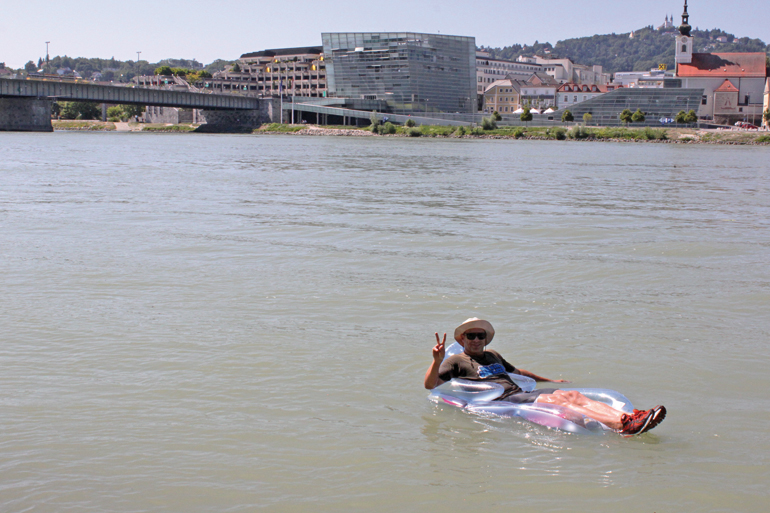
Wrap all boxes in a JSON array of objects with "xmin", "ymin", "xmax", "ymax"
[{"xmin": 321, "ymin": 32, "xmax": 477, "ymax": 113}]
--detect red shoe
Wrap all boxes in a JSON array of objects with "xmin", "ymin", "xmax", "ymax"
[
  {"xmin": 646, "ymin": 406, "xmax": 667, "ymax": 432},
  {"xmin": 620, "ymin": 409, "xmax": 654, "ymax": 436},
  {"xmin": 620, "ymin": 406, "xmax": 667, "ymax": 436}
]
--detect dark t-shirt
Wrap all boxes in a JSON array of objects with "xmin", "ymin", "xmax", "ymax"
[{"xmin": 438, "ymin": 349, "xmax": 522, "ymax": 399}]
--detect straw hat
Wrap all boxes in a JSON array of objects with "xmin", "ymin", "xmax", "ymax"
[{"xmin": 454, "ymin": 318, "xmax": 495, "ymax": 344}]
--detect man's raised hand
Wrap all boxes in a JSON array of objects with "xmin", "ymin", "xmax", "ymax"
[{"xmin": 433, "ymin": 333, "xmax": 446, "ymax": 362}]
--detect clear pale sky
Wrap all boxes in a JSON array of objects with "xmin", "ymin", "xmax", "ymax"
[{"xmin": 2, "ymin": 0, "xmax": 768, "ymax": 68}]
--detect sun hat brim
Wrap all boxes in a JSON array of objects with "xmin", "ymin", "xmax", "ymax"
[{"xmin": 454, "ymin": 318, "xmax": 495, "ymax": 344}]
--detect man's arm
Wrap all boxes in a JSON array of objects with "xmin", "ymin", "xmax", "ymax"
[
  {"xmin": 516, "ymin": 368, "xmax": 570, "ymax": 383},
  {"xmin": 424, "ymin": 333, "xmax": 447, "ymax": 389}
]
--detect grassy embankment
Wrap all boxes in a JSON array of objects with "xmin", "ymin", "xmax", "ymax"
[
  {"xmin": 52, "ymin": 120, "xmax": 116, "ymax": 131},
  {"xmin": 141, "ymin": 124, "xmax": 197, "ymax": 132}
]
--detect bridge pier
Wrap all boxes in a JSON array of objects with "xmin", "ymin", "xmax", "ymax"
[{"xmin": 0, "ymin": 98, "xmax": 53, "ymax": 132}]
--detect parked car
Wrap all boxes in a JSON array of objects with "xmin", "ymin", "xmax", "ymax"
[{"xmin": 734, "ymin": 121, "xmax": 759, "ymax": 130}]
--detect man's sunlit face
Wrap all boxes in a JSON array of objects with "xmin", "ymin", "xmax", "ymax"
[{"xmin": 460, "ymin": 329, "xmax": 487, "ymax": 356}]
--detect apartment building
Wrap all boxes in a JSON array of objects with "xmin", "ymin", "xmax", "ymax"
[
  {"xmin": 483, "ymin": 73, "xmax": 559, "ymax": 113},
  {"xmin": 475, "ymin": 51, "xmax": 542, "ymax": 94},
  {"xmin": 210, "ymin": 46, "xmax": 328, "ymax": 98}
]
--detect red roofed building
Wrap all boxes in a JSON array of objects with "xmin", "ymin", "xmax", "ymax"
[
  {"xmin": 672, "ymin": 2, "xmax": 767, "ymax": 124},
  {"xmin": 677, "ymin": 53, "xmax": 767, "ymax": 79},
  {"xmin": 557, "ymin": 83, "xmax": 614, "ymax": 109}
]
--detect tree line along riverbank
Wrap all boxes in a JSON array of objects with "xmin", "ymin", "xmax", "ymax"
[{"xmin": 50, "ymin": 120, "xmax": 770, "ymax": 144}]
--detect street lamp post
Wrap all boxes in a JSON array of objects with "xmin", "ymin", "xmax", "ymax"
[
  {"xmin": 45, "ymin": 41, "xmax": 50, "ymax": 64},
  {"xmin": 137, "ymin": 51, "xmax": 141, "ymax": 63}
]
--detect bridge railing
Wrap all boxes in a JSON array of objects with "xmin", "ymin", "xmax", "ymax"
[{"xmin": 0, "ymin": 78, "xmax": 259, "ymax": 110}]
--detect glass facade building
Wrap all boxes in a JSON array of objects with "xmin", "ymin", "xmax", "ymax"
[
  {"xmin": 567, "ymin": 88, "xmax": 705, "ymax": 127},
  {"xmin": 321, "ymin": 32, "xmax": 477, "ymax": 114}
]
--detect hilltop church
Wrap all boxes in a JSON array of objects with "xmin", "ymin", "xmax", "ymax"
[{"xmin": 673, "ymin": 1, "xmax": 768, "ymax": 125}]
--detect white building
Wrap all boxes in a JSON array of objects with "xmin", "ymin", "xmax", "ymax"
[
  {"xmin": 534, "ymin": 56, "xmax": 610, "ymax": 85},
  {"xmin": 475, "ymin": 51, "xmax": 542, "ymax": 95},
  {"xmin": 556, "ymin": 83, "xmax": 624, "ymax": 109}
]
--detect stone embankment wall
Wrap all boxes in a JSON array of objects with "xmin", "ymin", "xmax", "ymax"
[
  {"xmin": 197, "ymin": 98, "xmax": 278, "ymax": 132},
  {"xmin": 144, "ymin": 106, "xmax": 195, "ymax": 124},
  {"xmin": 0, "ymin": 98, "xmax": 53, "ymax": 132}
]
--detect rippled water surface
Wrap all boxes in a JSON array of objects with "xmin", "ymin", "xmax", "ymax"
[{"xmin": 1, "ymin": 132, "xmax": 769, "ymax": 512}]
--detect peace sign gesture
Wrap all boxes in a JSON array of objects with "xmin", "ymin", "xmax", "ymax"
[{"xmin": 432, "ymin": 332, "xmax": 446, "ymax": 362}]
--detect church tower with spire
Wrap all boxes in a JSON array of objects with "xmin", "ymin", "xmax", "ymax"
[{"xmin": 675, "ymin": 1, "xmax": 693, "ymax": 65}]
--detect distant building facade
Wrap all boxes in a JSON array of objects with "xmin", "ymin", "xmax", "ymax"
[
  {"xmin": 534, "ymin": 56, "xmax": 610, "ymax": 85},
  {"xmin": 210, "ymin": 46, "xmax": 327, "ymax": 98},
  {"xmin": 557, "ymin": 83, "xmax": 622, "ymax": 109},
  {"xmin": 673, "ymin": 1, "xmax": 767, "ymax": 123},
  {"xmin": 483, "ymin": 73, "xmax": 559, "ymax": 113},
  {"xmin": 475, "ymin": 51, "xmax": 542, "ymax": 94},
  {"xmin": 322, "ymin": 32, "xmax": 477, "ymax": 113}
]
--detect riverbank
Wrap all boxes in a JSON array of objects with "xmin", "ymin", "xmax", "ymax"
[
  {"xmin": 255, "ymin": 124, "xmax": 770, "ymax": 145},
  {"xmin": 52, "ymin": 120, "xmax": 198, "ymax": 132},
  {"xmin": 50, "ymin": 120, "xmax": 770, "ymax": 144}
]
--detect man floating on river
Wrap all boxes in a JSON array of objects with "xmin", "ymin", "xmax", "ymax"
[{"xmin": 424, "ymin": 318, "xmax": 666, "ymax": 436}]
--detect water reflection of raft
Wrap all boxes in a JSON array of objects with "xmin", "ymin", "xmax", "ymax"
[{"xmin": 428, "ymin": 343, "xmax": 635, "ymax": 435}]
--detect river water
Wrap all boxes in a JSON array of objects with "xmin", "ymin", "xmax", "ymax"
[{"xmin": 1, "ymin": 132, "xmax": 768, "ymax": 512}]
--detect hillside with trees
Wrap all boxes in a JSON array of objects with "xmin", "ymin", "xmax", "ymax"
[
  {"xmin": 13, "ymin": 55, "xmax": 234, "ymax": 82},
  {"xmin": 481, "ymin": 26, "xmax": 769, "ymax": 73}
]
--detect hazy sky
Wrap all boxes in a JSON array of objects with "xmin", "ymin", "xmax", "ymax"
[{"xmin": 2, "ymin": 0, "xmax": 768, "ymax": 68}]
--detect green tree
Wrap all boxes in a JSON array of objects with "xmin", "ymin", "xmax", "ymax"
[
  {"xmin": 620, "ymin": 109, "xmax": 633, "ymax": 125},
  {"xmin": 583, "ymin": 112, "xmax": 593, "ymax": 125},
  {"xmin": 561, "ymin": 109, "xmax": 574, "ymax": 123},
  {"xmin": 120, "ymin": 104, "xmax": 145, "ymax": 118},
  {"xmin": 107, "ymin": 106, "xmax": 123, "ymax": 119},
  {"xmin": 155, "ymin": 66, "xmax": 173, "ymax": 76},
  {"xmin": 631, "ymin": 109, "xmax": 646, "ymax": 123},
  {"xmin": 231, "ymin": 63, "xmax": 241, "ymax": 72},
  {"xmin": 764, "ymin": 110, "xmax": 770, "ymax": 126},
  {"xmin": 24, "ymin": 60, "xmax": 37, "ymax": 73},
  {"xmin": 520, "ymin": 107, "xmax": 533, "ymax": 126},
  {"xmin": 675, "ymin": 110, "xmax": 687, "ymax": 124},
  {"xmin": 60, "ymin": 101, "xmax": 101, "ymax": 120},
  {"xmin": 684, "ymin": 110, "xmax": 699, "ymax": 124},
  {"xmin": 405, "ymin": 118, "xmax": 416, "ymax": 127},
  {"xmin": 481, "ymin": 116, "xmax": 497, "ymax": 130},
  {"xmin": 492, "ymin": 110, "xmax": 502, "ymax": 121}
]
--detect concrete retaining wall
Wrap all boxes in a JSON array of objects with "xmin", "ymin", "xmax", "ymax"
[
  {"xmin": 0, "ymin": 98, "xmax": 53, "ymax": 132},
  {"xmin": 145, "ymin": 106, "xmax": 195, "ymax": 124}
]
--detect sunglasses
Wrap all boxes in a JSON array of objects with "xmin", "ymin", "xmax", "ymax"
[{"xmin": 464, "ymin": 332, "xmax": 486, "ymax": 341}]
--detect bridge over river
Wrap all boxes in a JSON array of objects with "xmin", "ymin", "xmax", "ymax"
[{"xmin": 0, "ymin": 78, "xmax": 263, "ymax": 131}]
